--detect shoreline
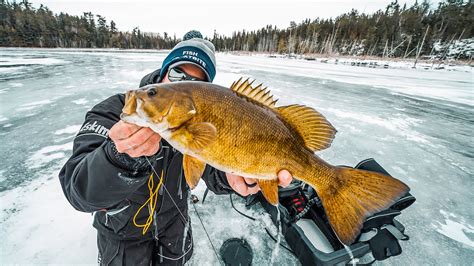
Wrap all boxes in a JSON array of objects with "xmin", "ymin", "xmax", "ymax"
[
  {"xmin": 224, "ymin": 50, "xmax": 473, "ymax": 68},
  {"xmin": 1, "ymin": 46, "xmax": 472, "ymax": 65},
  {"xmin": 1, "ymin": 47, "xmax": 472, "ymax": 72}
]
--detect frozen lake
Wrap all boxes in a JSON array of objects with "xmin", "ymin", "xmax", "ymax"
[{"xmin": 0, "ymin": 48, "xmax": 472, "ymax": 265}]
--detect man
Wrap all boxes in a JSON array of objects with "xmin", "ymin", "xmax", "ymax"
[{"xmin": 59, "ymin": 31, "xmax": 292, "ymax": 265}]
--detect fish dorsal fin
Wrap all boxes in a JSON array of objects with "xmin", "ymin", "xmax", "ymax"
[
  {"xmin": 277, "ymin": 104, "xmax": 337, "ymax": 152},
  {"xmin": 230, "ymin": 78, "xmax": 278, "ymax": 108}
]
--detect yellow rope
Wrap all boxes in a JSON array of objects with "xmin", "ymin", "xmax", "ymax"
[{"xmin": 132, "ymin": 170, "xmax": 164, "ymax": 235}]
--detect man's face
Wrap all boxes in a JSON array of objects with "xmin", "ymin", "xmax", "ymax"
[{"xmin": 162, "ymin": 63, "xmax": 207, "ymax": 83}]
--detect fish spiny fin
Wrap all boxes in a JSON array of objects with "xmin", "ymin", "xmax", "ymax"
[
  {"xmin": 276, "ymin": 105, "xmax": 337, "ymax": 152},
  {"xmin": 182, "ymin": 154, "xmax": 206, "ymax": 189},
  {"xmin": 176, "ymin": 122, "xmax": 217, "ymax": 151},
  {"xmin": 230, "ymin": 78, "xmax": 278, "ymax": 108},
  {"xmin": 313, "ymin": 167, "xmax": 409, "ymax": 245},
  {"xmin": 257, "ymin": 179, "xmax": 279, "ymax": 205}
]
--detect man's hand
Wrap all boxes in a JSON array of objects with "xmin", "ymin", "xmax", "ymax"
[
  {"xmin": 109, "ymin": 121, "xmax": 161, "ymax": 158},
  {"xmin": 226, "ymin": 170, "xmax": 293, "ymax": 196}
]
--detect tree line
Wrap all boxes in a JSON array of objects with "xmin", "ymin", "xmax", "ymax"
[
  {"xmin": 0, "ymin": 0, "xmax": 472, "ymax": 59},
  {"xmin": 212, "ymin": 0, "xmax": 473, "ymax": 59},
  {"xmin": 0, "ymin": 0, "xmax": 178, "ymax": 49}
]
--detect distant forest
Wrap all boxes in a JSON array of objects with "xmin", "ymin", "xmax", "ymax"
[{"xmin": 0, "ymin": 0, "xmax": 472, "ymax": 59}]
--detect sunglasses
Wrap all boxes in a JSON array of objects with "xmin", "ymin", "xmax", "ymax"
[{"xmin": 167, "ymin": 67, "xmax": 207, "ymax": 82}]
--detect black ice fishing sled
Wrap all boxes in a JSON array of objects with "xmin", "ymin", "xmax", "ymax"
[{"xmin": 230, "ymin": 158, "xmax": 415, "ymax": 265}]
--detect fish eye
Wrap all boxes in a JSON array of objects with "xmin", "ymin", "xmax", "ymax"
[{"xmin": 147, "ymin": 88, "xmax": 157, "ymax": 97}]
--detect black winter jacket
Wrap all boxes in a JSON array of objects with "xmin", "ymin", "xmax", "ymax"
[{"xmin": 59, "ymin": 73, "xmax": 232, "ymax": 264}]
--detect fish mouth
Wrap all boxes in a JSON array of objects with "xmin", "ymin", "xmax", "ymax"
[
  {"xmin": 120, "ymin": 98, "xmax": 152, "ymax": 128},
  {"xmin": 121, "ymin": 97, "xmax": 170, "ymax": 134},
  {"xmin": 122, "ymin": 90, "xmax": 137, "ymax": 116}
]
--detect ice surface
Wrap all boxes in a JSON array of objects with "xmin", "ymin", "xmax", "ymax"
[
  {"xmin": 0, "ymin": 48, "xmax": 472, "ymax": 265},
  {"xmin": 217, "ymin": 54, "xmax": 474, "ymax": 106},
  {"xmin": 0, "ymin": 56, "xmax": 66, "ymax": 66},
  {"xmin": 71, "ymin": 98, "xmax": 89, "ymax": 105},
  {"xmin": 54, "ymin": 125, "xmax": 81, "ymax": 135},
  {"xmin": 16, "ymin": 99, "xmax": 54, "ymax": 112},
  {"xmin": 0, "ymin": 164, "xmax": 97, "ymax": 264},
  {"xmin": 433, "ymin": 210, "xmax": 474, "ymax": 249},
  {"xmin": 187, "ymin": 182, "xmax": 297, "ymax": 266},
  {"xmin": 26, "ymin": 142, "xmax": 73, "ymax": 169}
]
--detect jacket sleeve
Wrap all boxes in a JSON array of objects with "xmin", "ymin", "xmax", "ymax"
[
  {"xmin": 59, "ymin": 94, "xmax": 159, "ymax": 213},
  {"xmin": 139, "ymin": 68, "xmax": 162, "ymax": 87},
  {"xmin": 201, "ymin": 165, "xmax": 234, "ymax": 195}
]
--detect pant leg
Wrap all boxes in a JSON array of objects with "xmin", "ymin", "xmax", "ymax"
[
  {"xmin": 155, "ymin": 217, "xmax": 193, "ymax": 266},
  {"xmin": 97, "ymin": 232, "xmax": 155, "ymax": 266}
]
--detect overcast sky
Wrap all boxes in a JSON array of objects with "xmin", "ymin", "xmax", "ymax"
[{"xmin": 29, "ymin": 0, "xmax": 442, "ymax": 38}]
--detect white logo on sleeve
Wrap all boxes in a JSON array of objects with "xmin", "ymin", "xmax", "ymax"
[{"xmin": 77, "ymin": 121, "xmax": 109, "ymax": 138}]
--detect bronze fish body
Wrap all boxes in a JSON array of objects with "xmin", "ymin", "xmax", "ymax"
[{"xmin": 121, "ymin": 79, "xmax": 409, "ymax": 245}]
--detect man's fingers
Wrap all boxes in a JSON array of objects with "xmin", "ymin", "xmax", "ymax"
[
  {"xmin": 246, "ymin": 184, "xmax": 260, "ymax": 195},
  {"xmin": 228, "ymin": 174, "xmax": 247, "ymax": 196},
  {"xmin": 243, "ymin": 177, "xmax": 260, "ymax": 194},
  {"xmin": 277, "ymin": 169, "xmax": 293, "ymax": 187},
  {"xmin": 227, "ymin": 174, "xmax": 250, "ymax": 196},
  {"xmin": 243, "ymin": 177, "xmax": 257, "ymax": 186},
  {"xmin": 116, "ymin": 127, "xmax": 157, "ymax": 152},
  {"xmin": 110, "ymin": 121, "xmax": 142, "ymax": 140},
  {"xmin": 226, "ymin": 174, "xmax": 262, "ymax": 196},
  {"xmin": 127, "ymin": 133, "xmax": 161, "ymax": 158},
  {"xmin": 142, "ymin": 134, "xmax": 161, "ymax": 156}
]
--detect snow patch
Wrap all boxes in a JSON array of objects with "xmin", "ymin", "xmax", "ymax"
[
  {"xmin": 0, "ymin": 57, "xmax": 66, "ymax": 67},
  {"xmin": 187, "ymin": 181, "xmax": 296, "ymax": 265},
  {"xmin": 54, "ymin": 125, "xmax": 81, "ymax": 135},
  {"xmin": 0, "ymin": 166, "xmax": 97, "ymax": 264},
  {"xmin": 326, "ymin": 108, "xmax": 429, "ymax": 144},
  {"xmin": 9, "ymin": 82, "xmax": 23, "ymax": 87},
  {"xmin": 0, "ymin": 169, "xmax": 6, "ymax": 183},
  {"xmin": 433, "ymin": 210, "xmax": 474, "ymax": 249},
  {"xmin": 27, "ymin": 142, "xmax": 73, "ymax": 169},
  {"xmin": 20, "ymin": 100, "xmax": 54, "ymax": 107},
  {"xmin": 16, "ymin": 99, "xmax": 54, "ymax": 112},
  {"xmin": 220, "ymin": 54, "xmax": 473, "ymax": 106},
  {"xmin": 71, "ymin": 98, "xmax": 88, "ymax": 105},
  {"xmin": 0, "ymin": 67, "xmax": 23, "ymax": 74},
  {"xmin": 120, "ymin": 69, "xmax": 150, "ymax": 80}
]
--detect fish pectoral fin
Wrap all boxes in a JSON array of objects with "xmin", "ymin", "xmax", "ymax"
[
  {"xmin": 257, "ymin": 179, "xmax": 279, "ymax": 206},
  {"xmin": 182, "ymin": 154, "xmax": 207, "ymax": 189},
  {"xmin": 186, "ymin": 122, "xmax": 217, "ymax": 151},
  {"xmin": 276, "ymin": 105, "xmax": 337, "ymax": 152}
]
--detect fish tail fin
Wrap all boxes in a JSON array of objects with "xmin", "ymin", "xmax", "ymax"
[{"xmin": 313, "ymin": 167, "xmax": 409, "ymax": 245}]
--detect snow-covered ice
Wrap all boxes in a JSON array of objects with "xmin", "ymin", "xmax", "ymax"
[
  {"xmin": 26, "ymin": 142, "xmax": 73, "ymax": 169},
  {"xmin": 0, "ymin": 48, "xmax": 472, "ymax": 265},
  {"xmin": 71, "ymin": 98, "xmax": 89, "ymax": 105},
  {"xmin": 433, "ymin": 210, "xmax": 474, "ymax": 249},
  {"xmin": 54, "ymin": 125, "xmax": 81, "ymax": 135}
]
